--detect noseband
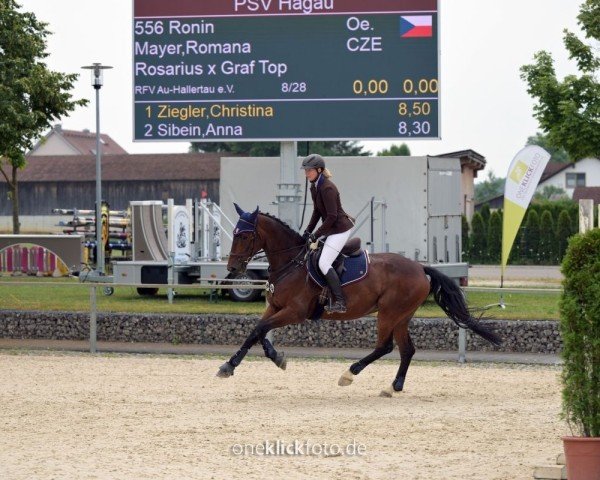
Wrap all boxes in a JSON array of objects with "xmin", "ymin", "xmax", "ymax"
[
  {"xmin": 230, "ymin": 230, "xmax": 260, "ymax": 269},
  {"xmin": 230, "ymin": 213, "xmax": 306, "ymax": 282}
]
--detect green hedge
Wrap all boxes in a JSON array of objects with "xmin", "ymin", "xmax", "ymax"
[
  {"xmin": 465, "ymin": 200, "xmax": 579, "ymax": 265},
  {"xmin": 559, "ymin": 228, "xmax": 600, "ymax": 436}
]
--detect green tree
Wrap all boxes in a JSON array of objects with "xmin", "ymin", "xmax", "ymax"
[
  {"xmin": 461, "ymin": 214, "xmax": 470, "ymax": 260},
  {"xmin": 534, "ymin": 185, "xmax": 569, "ymax": 201},
  {"xmin": 469, "ymin": 212, "xmax": 486, "ymax": 263},
  {"xmin": 520, "ymin": 0, "xmax": 600, "ymax": 160},
  {"xmin": 571, "ymin": 209, "xmax": 579, "ymax": 235},
  {"xmin": 557, "ymin": 209, "xmax": 572, "ymax": 261},
  {"xmin": 486, "ymin": 211, "xmax": 502, "ymax": 263},
  {"xmin": 377, "ymin": 143, "xmax": 411, "ymax": 156},
  {"xmin": 189, "ymin": 141, "xmax": 370, "ymax": 157},
  {"xmin": 474, "ymin": 171, "xmax": 505, "ymax": 203},
  {"xmin": 539, "ymin": 210, "xmax": 556, "ymax": 264},
  {"xmin": 479, "ymin": 204, "xmax": 491, "ymax": 238},
  {"xmin": 526, "ymin": 132, "xmax": 570, "ymax": 163},
  {"xmin": 524, "ymin": 210, "xmax": 541, "ymax": 263},
  {"xmin": 0, "ymin": 0, "xmax": 86, "ymax": 233}
]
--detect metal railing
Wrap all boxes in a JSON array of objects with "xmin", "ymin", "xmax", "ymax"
[
  {"xmin": 0, "ymin": 281, "xmax": 562, "ymax": 361},
  {"xmin": 0, "ymin": 278, "xmax": 269, "ymax": 353}
]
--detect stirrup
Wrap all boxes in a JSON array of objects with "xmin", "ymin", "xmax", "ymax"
[{"xmin": 325, "ymin": 300, "xmax": 347, "ymax": 313}]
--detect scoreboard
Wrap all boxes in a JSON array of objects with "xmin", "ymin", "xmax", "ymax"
[{"xmin": 133, "ymin": 0, "xmax": 439, "ymax": 141}]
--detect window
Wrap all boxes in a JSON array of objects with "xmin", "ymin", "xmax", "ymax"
[{"xmin": 566, "ymin": 173, "xmax": 586, "ymax": 188}]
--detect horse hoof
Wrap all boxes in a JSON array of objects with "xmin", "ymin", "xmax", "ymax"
[
  {"xmin": 216, "ymin": 362, "xmax": 234, "ymax": 378},
  {"xmin": 338, "ymin": 369, "xmax": 354, "ymax": 386},
  {"xmin": 275, "ymin": 352, "xmax": 287, "ymax": 371},
  {"xmin": 379, "ymin": 386, "xmax": 394, "ymax": 398}
]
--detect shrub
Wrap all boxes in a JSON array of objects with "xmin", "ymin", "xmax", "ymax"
[
  {"xmin": 559, "ymin": 228, "xmax": 600, "ymax": 437},
  {"xmin": 469, "ymin": 212, "xmax": 486, "ymax": 263},
  {"xmin": 487, "ymin": 211, "xmax": 502, "ymax": 263},
  {"xmin": 461, "ymin": 215, "xmax": 470, "ymax": 260},
  {"xmin": 479, "ymin": 204, "xmax": 491, "ymax": 236},
  {"xmin": 524, "ymin": 210, "xmax": 540, "ymax": 263},
  {"xmin": 539, "ymin": 210, "xmax": 556, "ymax": 264},
  {"xmin": 556, "ymin": 210, "xmax": 572, "ymax": 261},
  {"xmin": 509, "ymin": 224, "xmax": 525, "ymax": 264}
]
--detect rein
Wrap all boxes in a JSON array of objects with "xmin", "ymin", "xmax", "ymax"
[
  {"xmin": 266, "ymin": 244, "xmax": 308, "ymax": 285},
  {"xmin": 231, "ymin": 211, "xmax": 310, "ymax": 287},
  {"xmin": 231, "ymin": 228, "xmax": 307, "ymax": 285}
]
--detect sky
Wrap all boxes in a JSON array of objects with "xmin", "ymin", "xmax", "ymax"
[{"xmin": 15, "ymin": 0, "xmax": 584, "ymax": 181}]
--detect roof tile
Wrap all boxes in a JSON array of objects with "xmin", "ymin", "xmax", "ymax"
[
  {"xmin": 59, "ymin": 129, "xmax": 128, "ymax": 155},
  {"xmin": 20, "ymin": 153, "xmax": 222, "ymax": 181}
]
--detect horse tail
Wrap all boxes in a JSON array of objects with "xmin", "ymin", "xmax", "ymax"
[{"xmin": 423, "ymin": 266, "xmax": 502, "ymax": 346}]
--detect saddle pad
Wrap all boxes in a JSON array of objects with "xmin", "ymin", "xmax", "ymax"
[{"xmin": 307, "ymin": 250, "xmax": 369, "ymax": 288}]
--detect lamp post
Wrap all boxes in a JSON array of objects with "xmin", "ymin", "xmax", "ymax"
[{"xmin": 81, "ymin": 63, "xmax": 112, "ymax": 276}]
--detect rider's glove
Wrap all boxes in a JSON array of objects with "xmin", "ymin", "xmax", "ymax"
[{"xmin": 302, "ymin": 231, "xmax": 315, "ymax": 243}]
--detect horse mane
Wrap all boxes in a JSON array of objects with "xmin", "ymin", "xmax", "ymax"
[{"xmin": 259, "ymin": 212, "xmax": 303, "ymax": 242}]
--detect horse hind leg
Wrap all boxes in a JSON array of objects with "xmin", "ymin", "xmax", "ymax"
[
  {"xmin": 380, "ymin": 321, "xmax": 416, "ymax": 397},
  {"xmin": 261, "ymin": 335, "xmax": 286, "ymax": 370},
  {"xmin": 338, "ymin": 316, "xmax": 396, "ymax": 386}
]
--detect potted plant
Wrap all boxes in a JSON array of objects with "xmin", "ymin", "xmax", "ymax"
[{"xmin": 559, "ymin": 228, "xmax": 600, "ymax": 479}]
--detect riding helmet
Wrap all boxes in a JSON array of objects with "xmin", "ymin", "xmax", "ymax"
[{"xmin": 301, "ymin": 153, "xmax": 325, "ymax": 170}]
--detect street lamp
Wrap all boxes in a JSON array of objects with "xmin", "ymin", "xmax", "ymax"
[{"xmin": 81, "ymin": 63, "xmax": 112, "ymax": 276}]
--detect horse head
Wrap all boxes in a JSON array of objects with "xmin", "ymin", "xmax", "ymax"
[{"xmin": 227, "ymin": 203, "xmax": 261, "ymax": 274}]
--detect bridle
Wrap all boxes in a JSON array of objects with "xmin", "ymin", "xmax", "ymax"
[
  {"xmin": 230, "ymin": 221, "xmax": 308, "ymax": 285},
  {"xmin": 230, "ymin": 231, "xmax": 259, "ymax": 270}
]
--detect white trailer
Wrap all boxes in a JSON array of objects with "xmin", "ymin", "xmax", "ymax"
[
  {"xmin": 112, "ymin": 198, "xmax": 270, "ymax": 301},
  {"xmin": 111, "ymin": 155, "xmax": 468, "ymax": 299},
  {"xmin": 220, "ymin": 155, "xmax": 468, "ymax": 284}
]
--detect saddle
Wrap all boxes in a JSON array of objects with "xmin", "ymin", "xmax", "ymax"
[
  {"xmin": 309, "ymin": 237, "xmax": 363, "ymax": 278},
  {"xmin": 306, "ymin": 237, "xmax": 369, "ymax": 318}
]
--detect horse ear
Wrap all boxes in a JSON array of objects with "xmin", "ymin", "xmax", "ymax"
[
  {"xmin": 234, "ymin": 203, "xmax": 244, "ymax": 216},
  {"xmin": 250, "ymin": 206, "xmax": 259, "ymax": 222}
]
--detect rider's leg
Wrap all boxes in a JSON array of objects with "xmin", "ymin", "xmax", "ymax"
[{"xmin": 319, "ymin": 230, "xmax": 352, "ymax": 313}]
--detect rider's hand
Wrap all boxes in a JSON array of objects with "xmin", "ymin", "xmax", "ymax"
[
  {"xmin": 310, "ymin": 241, "xmax": 319, "ymax": 250},
  {"xmin": 302, "ymin": 231, "xmax": 315, "ymax": 243}
]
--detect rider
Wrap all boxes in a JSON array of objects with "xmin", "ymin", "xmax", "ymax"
[{"xmin": 301, "ymin": 154, "xmax": 354, "ymax": 313}]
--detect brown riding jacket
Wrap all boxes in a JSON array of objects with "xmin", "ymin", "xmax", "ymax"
[{"xmin": 306, "ymin": 175, "xmax": 354, "ymax": 238}]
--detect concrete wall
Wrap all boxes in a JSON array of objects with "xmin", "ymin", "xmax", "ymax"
[
  {"xmin": 0, "ymin": 311, "xmax": 562, "ymax": 354},
  {"xmin": 461, "ymin": 166, "xmax": 476, "ymax": 220}
]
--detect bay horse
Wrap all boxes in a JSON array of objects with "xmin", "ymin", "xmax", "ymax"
[{"xmin": 218, "ymin": 205, "xmax": 501, "ymax": 396}]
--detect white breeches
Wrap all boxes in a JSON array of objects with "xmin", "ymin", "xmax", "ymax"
[{"xmin": 318, "ymin": 229, "xmax": 352, "ymax": 274}]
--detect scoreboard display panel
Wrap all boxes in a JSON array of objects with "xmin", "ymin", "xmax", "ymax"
[{"xmin": 133, "ymin": 0, "xmax": 440, "ymax": 141}]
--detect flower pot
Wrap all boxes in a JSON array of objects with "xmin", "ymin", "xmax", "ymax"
[{"xmin": 563, "ymin": 436, "xmax": 600, "ymax": 480}]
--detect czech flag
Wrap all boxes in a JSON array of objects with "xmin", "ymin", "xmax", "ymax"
[{"xmin": 400, "ymin": 15, "xmax": 433, "ymax": 38}]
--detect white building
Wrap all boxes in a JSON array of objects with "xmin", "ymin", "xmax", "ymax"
[
  {"xmin": 538, "ymin": 157, "xmax": 600, "ymax": 197},
  {"xmin": 28, "ymin": 124, "xmax": 127, "ymax": 156}
]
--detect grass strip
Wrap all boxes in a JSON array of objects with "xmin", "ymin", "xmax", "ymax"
[{"xmin": 0, "ymin": 276, "xmax": 560, "ymax": 319}]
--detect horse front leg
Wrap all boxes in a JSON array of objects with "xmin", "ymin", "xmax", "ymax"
[{"xmin": 216, "ymin": 306, "xmax": 303, "ymax": 378}]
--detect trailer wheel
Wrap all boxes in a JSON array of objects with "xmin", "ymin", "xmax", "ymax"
[
  {"xmin": 228, "ymin": 271, "xmax": 262, "ymax": 302},
  {"xmin": 103, "ymin": 287, "xmax": 114, "ymax": 296},
  {"xmin": 137, "ymin": 287, "xmax": 159, "ymax": 296}
]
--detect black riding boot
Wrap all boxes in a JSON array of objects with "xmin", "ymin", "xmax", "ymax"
[{"xmin": 324, "ymin": 268, "xmax": 347, "ymax": 313}]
